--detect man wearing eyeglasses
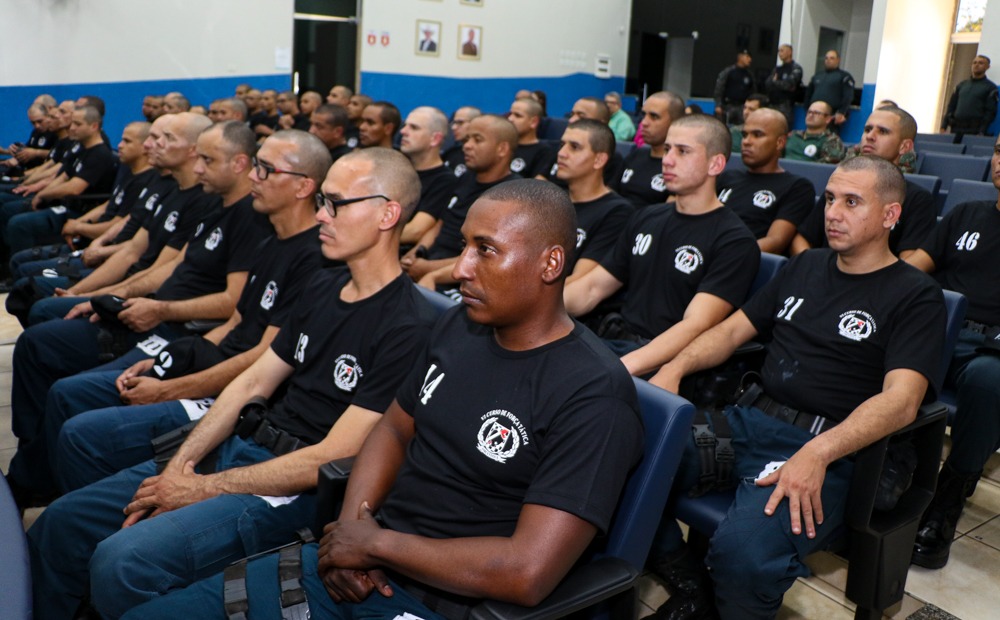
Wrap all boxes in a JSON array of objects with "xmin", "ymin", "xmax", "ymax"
[
  {"xmin": 784, "ymin": 101, "xmax": 845, "ymax": 164},
  {"xmin": 28, "ymin": 147, "xmax": 438, "ymax": 620},
  {"xmin": 442, "ymin": 105, "xmax": 482, "ymax": 176}
]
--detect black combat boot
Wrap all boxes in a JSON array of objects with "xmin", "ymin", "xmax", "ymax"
[
  {"xmin": 648, "ymin": 546, "xmax": 719, "ymax": 620},
  {"xmin": 912, "ymin": 463, "xmax": 980, "ymax": 569}
]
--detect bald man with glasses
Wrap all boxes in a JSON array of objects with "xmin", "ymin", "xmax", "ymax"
[{"xmin": 28, "ymin": 147, "xmax": 438, "ymax": 620}]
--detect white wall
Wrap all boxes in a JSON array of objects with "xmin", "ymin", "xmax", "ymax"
[
  {"xmin": 0, "ymin": 0, "xmax": 293, "ymax": 85},
  {"xmin": 360, "ymin": 0, "xmax": 630, "ymax": 80}
]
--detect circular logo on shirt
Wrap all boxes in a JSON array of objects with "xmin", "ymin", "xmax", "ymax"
[
  {"xmin": 453, "ymin": 163, "xmax": 467, "ymax": 178},
  {"xmin": 347, "ymin": 137, "xmax": 358, "ymax": 149},
  {"xmin": 837, "ymin": 310, "xmax": 876, "ymax": 342},
  {"xmin": 752, "ymin": 190, "xmax": 777, "ymax": 209},
  {"xmin": 145, "ymin": 193, "xmax": 160, "ymax": 211},
  {"xmin": 576, "ymin": 228, "xmax": 587, "ymax": 248},
  {"xmin": 510, "ymin": 157, "xmax": 526, "ymax": 173},
  {"xmin": 260, "ymin": 280, "xmax": 278, "ymax": 310},
  {"xmin": 333, "ymin": 353, "xmax": 363, "ymax": 392},
  {"xmin": 621, "ymin": 168, "xmax": 635, "ymax": 184},
  {"xmin": 804, "ymin": 144, "xmax": 818, "ymax": 158},
  {"xmin": 651, "ymin": 173, "xmax": 666, "ymax": 192},
  {"xmin": 204, "ymin": 227, "xmax": 222, "ymax": 251},
  {"xmin": 164, "ymin": 211, "xmax": 179, "ymax": 232},
  {"xmin": 476, "ymin": 409, "xmax": 529, "ymax": 464},
  {"xmin": 674, "ymin": 245, "xmax": 704, "ymax": 274},
  {"xmin": 39, "ymin": 137, "xmax": 48, "ymax": 147}
]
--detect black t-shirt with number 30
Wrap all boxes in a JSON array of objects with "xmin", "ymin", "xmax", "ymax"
[{"xmin": 741, "ymin": 249, "xmax": 945, "ymax": 422}]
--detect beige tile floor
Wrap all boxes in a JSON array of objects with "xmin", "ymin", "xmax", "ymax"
[{"xmin": 1, "ymin": 303, "xmax": 998, "ymax": 619}]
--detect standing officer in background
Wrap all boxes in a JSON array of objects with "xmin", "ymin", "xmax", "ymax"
[
  {"xmin": 806, "ymin": 50, "xmax": 856, "ymax": 131},
  {"xmin": 942, "ymin": 55, "xmax": 998, "ymax": 136},
  {"xmin": 714, "ymin": 50, "xmax": 757, "ymax": 125},
  {"xmin": 766, "ymin": 44, "xmax": 804, "ymax": 128}
]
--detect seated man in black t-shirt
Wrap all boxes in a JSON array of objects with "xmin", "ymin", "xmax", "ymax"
[
  {"xmin": 792, "ymin": 106, "xmax": 936, "ymax": 259},
  {"xmin": 564, "ymin": 114, "xmax": 760, "ymax": 378},
  {"xmin": 538, "ymin": 97, "xmax": 625, "ymax": 187},
  {"xmin": 402, "ymin": 114, "xmax": 519, "ymax": 292},
  {"xmin": 647, "ymin": 156, "xmax": 945, "ymax": 619},
  {"xmin": 554, "ymin": 119, "xmax": 633, "ymax": 282},
  {"xmin": 0, "ymin": 103, "xmax": 55, "ymax": 173},
  {"xmin": 345, "ymin": 93, "xmax": 371, "ymax": 149},
  {"xmin": 612, "ymin": 90, "xmax": 685, "ymax": 209},
  {"xmin": 359, "ymin": 100, "xmax": 400, "ymax": 149},
  {"xmin": 442, "ymin": 105, "xmax": 482, "ymax": 175},
  {"xmin": 399, "ymin": 106, "xmax": 458, "ymax": 246},
  {"xmin": 118, "ymin": 178, "xmax": 644, "ymax": 620},
  {"xmin": 507, "ymin": 96, "xmax": 553, "ymax": 178},
  {"xmin": 905, "ymin": 140, "xmax": 1000, "ymax": 569},
  {"xmin": 308, "ymin": 103, "xmax": 354, "ymax": 164},
  {"xmin": 27, "ymin": 148, "xmax": 438, "ymax": 619},
  {"xmin": 716, "ymin": 108, "xmax": 814, "ymax": 254}
]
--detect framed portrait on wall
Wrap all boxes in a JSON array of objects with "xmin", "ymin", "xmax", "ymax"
[
  {"xmin": 415, "ymin": 20, "xmax": 441, "ymax": 56},
  {"xmin": 458, "ymin": 24, "xmax": 482, "ymax": 60}
]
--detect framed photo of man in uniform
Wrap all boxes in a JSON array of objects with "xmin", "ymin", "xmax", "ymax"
[
  {"xmin": 415, "ymin": 20, "xmax": 441, "ymax": 57},
  {"xmin": 458, "ymin": 24, "xmax": 482, "ymax": 61}
]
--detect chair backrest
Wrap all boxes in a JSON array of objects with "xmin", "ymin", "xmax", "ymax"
[
  {"xmin": 918, "ymin": 153, "xmax": 991, "ymax": 193},
  {"xmin": 779, "ymin": 158, "xmax": 837, "ymax": 198},
  {"xmin": 914, "ymin": 142, "xmax": 966, "ymax": 155},
  {"xmin": 916, "ymin": 132, "xmax": 956, "ymax": 144},
  {"xmin": 960, "ymin": 133, "xmax": 996, "ymax": 148},
  {"xmin": 940, "ymin": 179, "xmax": 998, "ymax": 218},
  {"xmin": 0, "ymin": 476, "xmax": 31, "ymax": 619},
  {"xmin": 938, "ymin": 290, "xmax": 968, "ymax": 391},
  {"xmin": 725, "ymin": 153, "xmax": 745, "ymax": 172},
  {"xmin": 539, "ymin": 117, "xmax": 569, "ymax": 141},
  {"xmin": 749, "ymin": 252, "xmax": 788, "ymax": 298},
  {"xmin": 615, "ymin": 141, "xmax": 636, "ymax": 159},
  {"xmin": 967, "ymin": 144, "xmax": 996, "ymax": 158},
  {"xmin": 416, "ymin": 285, "xmax": 459, "ymax": 315},
  {"xmin": 903, "ymin": 173, "xmax": 941, "ymax": 199},
  {"xmin": 601, "ymin": 379, "xmax": 695, "ymax": 568}
]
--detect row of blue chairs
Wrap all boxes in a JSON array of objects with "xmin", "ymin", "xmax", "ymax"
[
  {"xmin": 913, "ymin": 141, "xmax": 996, "ymax": 158},
  {"xmin": 916, "ymin": 132, "xmax": 996, "ymax": 147}
]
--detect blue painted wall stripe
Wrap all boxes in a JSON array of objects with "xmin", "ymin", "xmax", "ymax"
[{"xmin": 1, "ymin": 74, "xmax": 289, "ymax": 149}]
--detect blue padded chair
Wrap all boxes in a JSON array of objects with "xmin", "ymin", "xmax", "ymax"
[
  {"xmin": 903, "ymin": 173, "xmax": 941, "ymax": 199},
  {"xmin": 615, "ymin": 141, "xmax": 636, "ymax": 160},
  {"xmin": 940, "ymin": 179, "xmax": 998, "ymax": 218},
  {"xmin": 966, "ymin": 144, "xmax": 996, "ymax": 158},
  {"xmin": 749, "ymin": 253, "xmax": 787, "ymax": 298},
  {"xmin": 539, "ymin": 117, "xmax": 569, "ymax": 141},
  {"xmin": 918, "ymin": 153, "xmax": 991, "ymax": 195},
  {"xmin": 415, "ymin": 285, "xmax": 459, "ymax": 314},
  {"xmin": 779, "ymin": 159, "xmax": 836, "ymax": 198},
  {"xmin": 937, "ymin": 291, "xmax": 969, "ymax": 425},
  {"xmin": 724, "ymin": 153, "xmax": 744, "ymax": 172},
  {"xmin": 0, "ymin": 475, "xmax": 31, "ymax": 619},
  {"xmin": 959, "ymin": 134, "xmax": 996, "ymax": 148},
  {"xmin": 318, "ymin": 379, "xmax": 696, "ymax": 620},
  {"xmin": 916, "ymin": 133, "xmax": 956, "ymax": 144},
  {"xmin": 672, "ymin": 288, "xmax": 966, "ymax": 620},
  {"xmin": 914, "ymin": 142, "xmax": 966, "ymax": 155}
]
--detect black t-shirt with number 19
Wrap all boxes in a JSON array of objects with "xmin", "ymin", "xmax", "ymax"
[{"xmin": 741, "ymin": 249, "xmax": 945, "ymax": 422}]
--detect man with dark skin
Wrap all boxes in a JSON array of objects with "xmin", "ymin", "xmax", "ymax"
[
  {"xmin": 120, "ymin": 179, "xmax": 643, "ymax": 620},
  {"xmin": 358, "ymin": 101, "xmax": 400, "ymax": 149}
]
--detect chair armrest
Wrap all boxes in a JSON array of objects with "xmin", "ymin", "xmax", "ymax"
[
  {"xmin": 469, "ymin": 556, "xmax": 639, "ymax": 620},
  {"xmin": 314, "ymin": 456, "xmax": 356, "ymax": 537},
  {"xmin": 184, "ymin": 319, "xmax": 226, "ymax": 334},
  {"xmin": 845, "ymin": 401, "xmax": 947, "ymax": 532}
]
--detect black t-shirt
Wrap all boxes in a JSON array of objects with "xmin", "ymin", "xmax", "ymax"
[
  {"xmin": 344, "ymin": 125, "xmax": 361, "ymax": 150},
  {"xmin": 156, "ymin": 194, "xmax": 274, "ymax": 302},
  {"xmin": 219, "ymin": 226, "xmax": 323, "ymax": 358},
  {"xmin": 428, "ymin": 173, "xmax": 519, "ymax": 260},
  {"xmin": 415, "ymin": 165, "xmax": 459, "ymax": 220},
  {"xmin": 64, "ymin": 142, "xmax": 118, "ymax": 194},
  {"xmin": 292, "ymin": 113, "xmax": 311, "ymax": 131},
  {"xmin": 921, "ymin": 200, "xmax": 1000, "ymax": 325},
  {"xmin": 329, "ymin": 144, "xmax": 353, "ymax": 164},
  {"xmin": 268, "ymin": 269, "xmax": 436, "ymax": 444},
  {"xmin": 100, "ymin": 167, "xmax": 134, "ymax": 221},
  {"xmin": 441, "ymin": 143, "xmax": 465, "ymax": 175},
  {"xmin": 27, "ymin": 129, "xmax": 56, "ymax": 150},
  {"xmin": 130, "ymin": 183, "xmax": 217, "ymax": 277},
  {"xmin": 572, "ymin": 191, "xmax": 634, "ymax": 272},
  {"xmin": 510, "ymin": 142, "xmax": 553, "ymax": 179},
  {"xmin": 717, "ymin": 169, "xmax": 815, "ymax": 239},
  {"xmin": 799, "ymin": 180, "xmax": 937, "ymax": 255},
  {"xmin": 250, "ymin": 112, "xmax": 280, "ymax": 134},
  {"xmin": 602, "ymin": 205, "xmax": 760, "ymax": 339},
  {"xmin": 381, "ymin": 307, "xmax": 643, "ymax": 539},
  {"xmin": 742, "ymin": 250, "xmax": 945, "ymax": 421},
  {"xmin": 46, "ymin": 138, "xmax": 77, "ymax": 166},
  {"xmin": 104, "ymin": 168, "xmax": 159, "ymax": 222},
  {"xmin": 612, "ymin": 146, "xmax": 671, "ymax": 209},
  {"xmin": 115, "ymin": 173, "xmax": 177, "ymax": 245}
]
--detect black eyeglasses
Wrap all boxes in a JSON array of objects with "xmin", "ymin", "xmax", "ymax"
[
  {"xmin": 251, "ymin": 157, "xmax": 310, "ymax": 181},
  {"xmin": 314, "ymin": 192, "xmax": 391, "ymax": 218}
]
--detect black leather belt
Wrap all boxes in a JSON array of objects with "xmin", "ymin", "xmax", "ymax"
[
  {"xmin": 234, "ymin": 404, "xmax": 307, "ymax": 457},
  {"xmin": 737, "ymin": 383, "xmax": 836, "ymax": 436}
]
